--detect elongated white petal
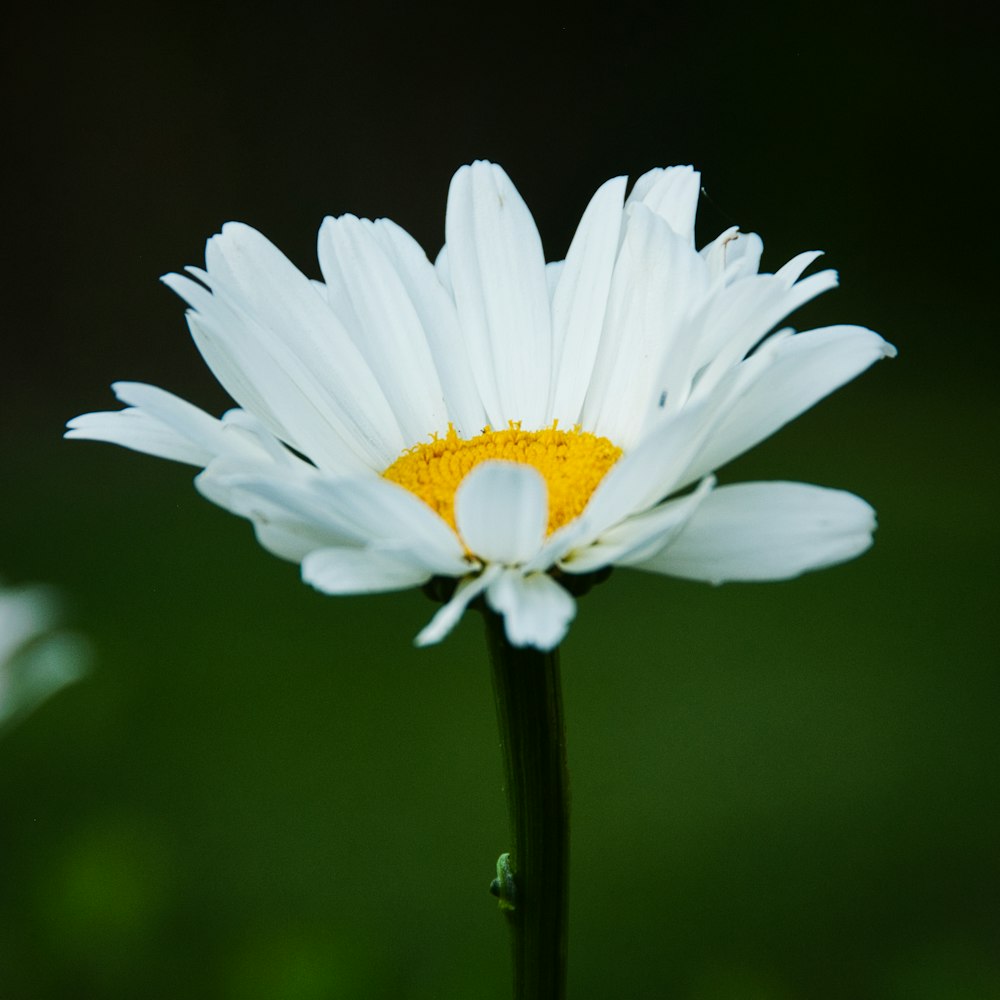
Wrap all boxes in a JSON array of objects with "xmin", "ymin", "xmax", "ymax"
[
  {"xmin": 689, "ymin": 268, "xmax": 840, "ymax": 395},
  {"xmin": 66, "ymin": 410, "xmax": 211, "ymax": 467},
  {"xmin": 682, "ymin": 325, "xmax": 897, "ymax": 484},
  {"xmin": 578, "ymin": 386, "xmax": 736, "ymax": 541},
  {"xmin": 775, "ymin": 250, "xmax": 825, "ymax": 286},
  {"xmin": 434, "ymin": 244, "xmax": 453, "ymax": 297},
  {"xmin": 303, "ymin": 547, "xmax": 432, "ymax": 594},
  {"xmin": 111, "ymin": 382, "xmax": 235, "ymax": 452},
  {"xmin": 195, "ymin": 464, "xmax": 360, "ymax": 559},
  {"xmin": 284, "ymin": 476, "xmax": 469, "ymax": 575},
  {"xmin": 582, "ymin": 203, "xmax": 711, "ymax": 446},
  {"xmin": 317, "ymin": 215, "xmax": 449, "ymax": 445},
  {"xmin": 454, "ymin": 462, "xmax": 547, "ymax": 565},
  {"xmin": 561, "ymin": 476, "xmax": 714, "ymax": 573},
  {"xmin": 167, "ymin": 287, "xmax": 379, "ymax": 475},
  {"xmin": 369, "ymin": 219, "xmax": 487, "ymax": 436},
  {"xmin": 174, "ymin": 223, "xmax": 407, "ymax": 468},
  {"xmin": 548, "ymin": 176, "xmax": 627, "ymax": 426},
  {"xmin": 634, "ymin": 481, "xmax": 876, "ymax": 583},
  {"xmin": 203, "ymin": 469, "xmax": 468, "ymax": 576},
  {"xmin": 415, "ymin": 565, "xmax": 501, "ymax": 646},
  {"xmin": 486, "ymin": 570, "xmax": 576, "ymax": 650},
  {"xmin": 65, "ymin": 382, "xmax": 271, "ymax": 467},
  {"xmin": 446, "ymin": 161, "xmax": 552, "ymax": 427}
]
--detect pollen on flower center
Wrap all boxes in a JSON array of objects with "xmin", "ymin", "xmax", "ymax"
[{"xmin": 383, "ymin": 423, "xmax": 623, "ymax": 536}]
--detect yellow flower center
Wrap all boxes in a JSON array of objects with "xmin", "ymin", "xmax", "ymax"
[{"xmin": 383, "ymin": 423, "xmax": 623, "ymax": 535}]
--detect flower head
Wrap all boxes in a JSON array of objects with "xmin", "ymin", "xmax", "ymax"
[
  {"xmin": 67, "ymin": 162, "xmax": 894, "ymax": 649},
  {"xmin": 0, "ymin": 580, "xmax": 89, "ymax": 731}
]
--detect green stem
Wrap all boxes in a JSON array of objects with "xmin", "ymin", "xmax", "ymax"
[{"xmin": 484, "ymin": 609, "xmax": 570, "ymax": 1000}]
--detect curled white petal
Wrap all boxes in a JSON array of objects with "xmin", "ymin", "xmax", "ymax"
[{"xmin": 486, "ymin": 570, "xmax": 576, "ymax": 650}]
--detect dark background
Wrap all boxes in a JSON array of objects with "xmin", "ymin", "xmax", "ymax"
[{"xmin": 3, "ymin": 7, "xmax": 997, "ymax": 999}]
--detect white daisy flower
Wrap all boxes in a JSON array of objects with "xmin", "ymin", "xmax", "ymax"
[
  {"xmin": 67, "ymin": 162, "xmax": 895, "ymax": 650},
  {"xmin": 0, "ymin": 580, "xmax": 89, "ymax": 731}
]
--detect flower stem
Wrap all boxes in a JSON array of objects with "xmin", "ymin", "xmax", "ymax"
[{"xmin": 483, "ymin": 609, "xmax": 570, "ymax": 1000}]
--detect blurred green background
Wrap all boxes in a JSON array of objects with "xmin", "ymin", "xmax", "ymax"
[{"xmin": 3, "ymin": 7, "xmax": 997, "ymax": 999}]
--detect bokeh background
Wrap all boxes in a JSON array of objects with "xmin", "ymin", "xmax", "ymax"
[{"xmin": 3, "ymin": 8, "xmax": 996, "ymax": 999}]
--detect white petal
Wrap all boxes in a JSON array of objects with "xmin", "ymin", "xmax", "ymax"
[
  {"xmin": 582, "ymin": 202, "xmax": 711, "ymax": 446},
  {"xmin": 178, "ymin": 302, "xmax": 317, "ymax": 455},
  {"xmin": 485, "ymin": 570, "xmax": 576, "ymax": 650},
  {"xmin": 682, "ymin": 324, "xmax": 897, "ymax": 484},
  {"xmin": 626, "ymin": 167, "xmax": 666, "ymax": 205},
  {"xmin": 689, "ymin": 268, "xmax": 840, "ymax": 393},
  {"xmin": 369, "ymin": 219, "xmax": 487, "ymax": 437},
  {"xmin": 170, "ymin": 223, "xmax": 406, "ymax": 469},
  {"xmin": 434, "ymin": 244, "xmax": 453, "ymax": 297},
  {"xmin": 203, "ymin": 469, "xmax": 468, "ymax": 576},
  {"xmin": 317, "ymin": 215, "xmax": 449, "ymax": 444},
  {"xmin": 699, "ymin": 230, "xmax": 763, "ymax": 282},
  {"xmin": 0, "ymin": 585, "xmax": 58, "ymax": 665},
  {"xmin": 524, "ymin": 515, "xmax": 595, "ymax": 574},
  {"xmin": 578, "ymin": 383, "xmax": 734, "ymax": 541},
  {"xmin": 631, "ymin": 164, "xmax": 701, "ymax": 243},
  {"xmin": 170, "ymin": 296, "xmax": 376, "ymax": 476},
  {"xmin": 253, "ymin": 519, "xmax": 348, "ymax": 563},
  {"xmin": 302, "ymin": 547, "xmax": 432, "ymax": 594},
  {"xmin": 218, "ymin": 408, "xmax": 305, "ymax": 467},
  {"xmin": 545, "ymin": 260, "xmax": 564, "ymax": 300},
  {"xmin": 775, "ymin": 250, "xmax": 825, "ymax": 285},
  {"xmin": 446, "ymin": 161, "xmax": 552, "ymax": 428},
  {"xmin": 66, "ymin": 382, "xmax": 269, "ymax": 467},
  {"xmin": 634, "ymin": 481, "xmax": 877, "ymax": 583},
  {"xmin": 0, "ymin": 630, "xmax": 89, "ymax": 730},
  {"xmin": 548, "ymin": 175, "xmax": 627, "ymax": 427},
  {"xmin": 415, "ymin": 565, "xmax": 501, "ymax": 646},
  {"xmin": 196, "ymin": 464, "xmax": 359, "ymax": 560},
  {"xmin": 561, "ymin": 476, "xmax": 714, "ymax": 573},
  {"xmin": 454, "ymin": 461, "xmax": 548, "ymax": 565},
  {"xmin": 66, "ymin": 410, "xmax": 211, "ymax": 467}
]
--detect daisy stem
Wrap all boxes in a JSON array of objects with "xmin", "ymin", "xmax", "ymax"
[{"xmin": 483, "ymin": 609, "xmax": 570, "ymax": 1000}]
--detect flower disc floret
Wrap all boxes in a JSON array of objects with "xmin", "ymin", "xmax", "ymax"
[{"xmin": 383, "ymin": 424, "xmax": 623, "ymax": 536}]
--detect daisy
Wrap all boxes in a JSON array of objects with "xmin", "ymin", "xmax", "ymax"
[
  {"xmin": 0, "ymin": 580, "xmax": 88, "ymax": 731},
  {"xmin": 67, "ymin": 161, "xmax": 894, "ymax": 650}
]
